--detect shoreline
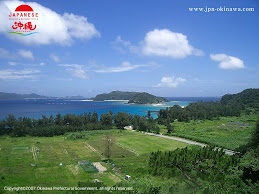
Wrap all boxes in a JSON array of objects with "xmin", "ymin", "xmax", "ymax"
[{"xmin": 104, "ymin": 100, "xmax": 129, "ymax": 102}]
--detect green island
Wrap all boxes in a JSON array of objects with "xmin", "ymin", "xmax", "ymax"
[
  {"xmin": 92, "ymin": 91, "xmax": 168, "ymax": 104},
  {"xmin": 92, "ymin": 91, "xmax": 139, "ymax": 101},
  {"xmin": 0, "ymin": 92, "xmax": 48, "ymax": 100},
  {"xmin": 128, "ymin": 92, "xmax": 168, "ymax": 104},
  {"xmin": 0, "ymin": 88, "xmax": 259, "ymax": 193}
]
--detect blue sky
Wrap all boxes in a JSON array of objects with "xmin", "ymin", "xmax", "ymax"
[{"xmin": 0, "ymin": 0, "xmax": 258, "ymax": 97}]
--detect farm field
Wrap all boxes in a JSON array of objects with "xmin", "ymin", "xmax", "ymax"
[
  {"xmin": 0, "ymin": 130, "xmax": 188, "ymax": 192},
  {"xmin": 164, "ymin": 114, "xmax": 257, "ymax": 150}
]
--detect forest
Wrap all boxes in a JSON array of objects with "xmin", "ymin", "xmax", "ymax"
[{"xmin": 157, "ymin": 88, "xmax": 259, "ymax": 124}]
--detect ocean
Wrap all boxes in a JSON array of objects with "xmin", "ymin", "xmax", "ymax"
[{"xmin": 0, "ymin": 97, "xmax": 220, "ymax": 120}]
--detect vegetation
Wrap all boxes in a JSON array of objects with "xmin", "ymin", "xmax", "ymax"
[
  {"xmin": 0, "ymin": 88, "xmax": 258, "ymax": 193},
  {"xmin": 0, "ymin": 130, "xmax": 188, "ymax": 192},
  {"xmin": 66, "ymin": 131, "xmax": 90, "ymax": 140},
  {"xmin": 92, "ymin": 91, "xmax": 139, "ymax": 101},
  {"xmin": 104, "ymin": 132, "xmax": 114, "ymax": 160},
  {"xmin": 249, "ymin": 116, "xmax": 259, "ymax": 149},
  {"xmin": 146, "ymin": 142, "xmax": 259, "ymax": 193},
  {"xmin": 164, "ymin": 115, "xmax": 256, "ymax": 150},
  {"xmin": 92, "ymin": 90, "xmax": 168, "ymax": 104},
  {"xmin": 0, "ymin": 112, "xmax": 113, "ymax": 137},
  {"xmin": 0, "ymin": 92, "xmax": 48, "ymax": 100},
  {"xmin": 220, "ymin": 88, "xmax": 259, "ymax": 109},
  {"xmin": 128, "ymin": 92, "xmax": 168, "ymax": 104},
  {"xmin": 78, "ymin": 160, "xmax": 98, "ymax": 173},
  {"xmin": 118, "ymin": 119, "xmax": 259, "ymax": 193},
  {"xmin": 157, "ymin": 88, "xmax": 258, "ymax": 124},
  {"xmin": 149, "ymin": 146, "xmax": 242, "ymax": 192}
]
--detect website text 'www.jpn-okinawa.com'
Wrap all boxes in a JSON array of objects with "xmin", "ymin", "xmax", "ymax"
[{"xmin": 189, "ymin": 6, "xmax": 255, "ymax": 13}]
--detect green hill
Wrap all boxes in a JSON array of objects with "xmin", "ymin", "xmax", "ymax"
[
  {"xmin": 92, "ymin": 91, "xmax": 168, "ymax": 104},
  {"xmin": 220, "ymin": 88, "xmax": 259, "ymax": 109},
  {"xmin": 128, "ymin": 92, "xmax": 168, "ymax": 104},
  {"xmin": 92, "ymin": 91, "xmax": 140, "ymax": 101}
]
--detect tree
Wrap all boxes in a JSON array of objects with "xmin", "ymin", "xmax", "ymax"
[
  {"xmin": 6, "ymin": 114, "xmax": 16, "ymax": 129},
  {"xmin": 249, "ymin": 117, "xmax": 259, "ymax": 149},
  {"xmin": 138, "ymin": 117, "xmax": 149, "ymax": 132},
  {"xmin": 154, "ymin": 125, "xmax": 160, "ymax": 134},
  {"xmin": 158, "ymin": 109, "xmax": 168, "ymax": 125},
  {"xmin": 48, "ymin": 115, "xmax": 54, "ymax": 126},
  {"xmin": 131, "ymin": 114, "xmax": 140, "ymax": 129},
  {"xmin": 114, "ymin": 112, "xmax": 131, "ymax": 131},
  {"xmin": 167, "ymin": 123, "xmax": 174, "ymax": 134},
  {"xmin": 91, "ymin": 112, "xmax": 99, "ymax": 124},
  {"xmin": 104, "ymin": 133, "xmax": 114, "ymax": 160},
  {"xmin": 0, "ymin": 120, "xmax": 6, "ymax": 135},
  {"xmin": 100, "ymin": 113, "xmax": 113, "ymax": 127},
  {"xmin": 55, "ymin": 113, "xmax": 63, "ymax": 126}
]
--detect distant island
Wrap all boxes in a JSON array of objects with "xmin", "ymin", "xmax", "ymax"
[
  {"xmin": 0, "ymin": 92, "xmax": 87, "ymax": 100},
  {"xmin": 0, "ymin": 92, "xmax": 49, "ymax": 100},
  {"xmin": 92, "ymin": 91, "xmax": 168, "ymax": 104},
  {"xmin": 92, "ymin": 91, "xmax": 139, "ymax": 101}
]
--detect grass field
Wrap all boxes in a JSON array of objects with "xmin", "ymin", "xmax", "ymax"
[
  {"xmin": 0, "ymin": 130, "xmax": 188, "ymax": 192},
  {"xmin": 163, "ymin": 114, "xmax": 257, "ymax": 150}
]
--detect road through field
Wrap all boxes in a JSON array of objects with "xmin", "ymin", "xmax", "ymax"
[{"xmin": 129, "ymin": 130, "xmax": 237, "ymax": 156}]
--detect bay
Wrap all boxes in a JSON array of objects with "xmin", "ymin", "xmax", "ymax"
[{"xmin": 0, "ymin": 97, "xmax": 220, "ymax": 120}]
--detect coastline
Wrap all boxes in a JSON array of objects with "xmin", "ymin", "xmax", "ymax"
[
  {"xmin": 104, "ymin": 100, "xmax": 129, "ymax": 102},
  {"xmin": 128, "ymin": 102, "xmax": 166, "ymax": 106},
  {"xmin": 128, "ymin": 102, "xmax": 187, "ymax": 108}
]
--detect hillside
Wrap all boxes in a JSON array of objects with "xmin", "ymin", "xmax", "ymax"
[
  {"xmin": 92, "ymin": 91, "xmax": 168, "ymax": 104},
  {"xmin": 92, "ymin": 91, "xmax": 140, "ymax": 101},
  {"xmin": 128, "ymin": 92, "xmax": 168, "ymax": 104},
  {"xmin": 220, "ymin": 88, "xmax": 259, "ymax": 108},
  {"xmin": 0, "ymin": 92, "xmax": 48, "ymax": 100}
]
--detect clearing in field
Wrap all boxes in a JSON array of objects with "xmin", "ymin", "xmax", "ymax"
[{"xmin": 93, "ymin": 162, "xmax": 107, "ymax": 172}]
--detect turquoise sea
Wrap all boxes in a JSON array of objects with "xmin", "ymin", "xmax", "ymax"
[{"xmin": 0, "ymin": 97, "xmax": 220, "ymax": 120}]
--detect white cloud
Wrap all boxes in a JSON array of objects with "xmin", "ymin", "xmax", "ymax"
[
  {"xmin": 210, "ymin": 53, "xmax": 246, "ymax": 70},
  {"xmin": 50, "ymin": 54, "xmax": 60, "ymax": 62},
  {"xmin": 113, "ymin": 30, "xmax": 203, "ymax": 58},
  {"xmin": 115, "ymin": 36, "xmax": 131, "ymax": 47},
  {"xmin": 0, "ymin": 48, "xmax": 14, "ymax": 59},
  {"xmin": 8, "ymin": 61, "xmax": 45, "ymax": 66},
  {"xmin": 0, "ymin": 69, "xmax": 40, "ymax": 80},
  {"xmin": 112, "ymin": 36, "xmax": 138, "ymax": 53},
  {"xmin": 95, "ymin": 61, "xmax": 145, "ymax": 73},
  {"xmin": 63, "ymin": 13, "xmax": 100, "ymax": 39},
  {"xmin": 8, "ymin": 61, "xmax": 17, "ymax": 66},
  {"xmin": 59, "ymin": 64, "xmax": 88, "ymax": 79},
  {"xmin": 142, "ymin": 29, "xmax": 202, "ymax": 58},
  {"xmin": 0, "ymin": 1, "xmax": 100, "ymax": 46},
  {"xmin": 193, "ymin": 49, "xmax": 205, "ymax": 56},
  {"xmin": 155, "ymin": 76, "xmax": 186, "ymax": 88},
  {"xmin": 1, "ymin": 48, "xmax": 34, "ymax": 60},
  {"xmin": 18, "ymin": 49, "xmax": 34, "ymax": 60}
]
